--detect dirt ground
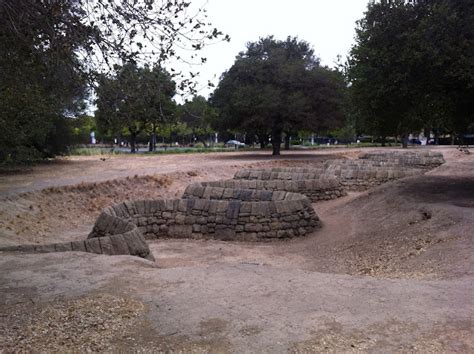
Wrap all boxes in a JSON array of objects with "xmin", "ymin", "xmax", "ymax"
[{"xmin": 0, "ymin": 147, "xmax": 473, "ymax": 352}]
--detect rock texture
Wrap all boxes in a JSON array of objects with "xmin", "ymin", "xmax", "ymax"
[
  {"xmin": 0, "ymin": 230, "xmax": 155, "ymax": 261},
  {"xmin": 88, "ymin": 186, "xmax": 321, "ymax": 242},
  {"xmin": 0, "ymin": 150, "xmax": 444, "ymax": 261},
  {"xmin": 198, "ymin": 179, "xmax": 346, "ymax": 202},
  {"xmin": 233, "ymin": 151, "xmax": 440, "ymax": 191},
  {"xmin": 359, "ymin": 151, "xmax": 445, "ymax": 168}
]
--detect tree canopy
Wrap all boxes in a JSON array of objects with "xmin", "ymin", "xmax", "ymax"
[
  {"xmin": 211, "ymin": 36, "xmax": 345, "ymax": 155},
  {"xmin": 347, "ymin": 0, "xmax": 474, "ymax": 146},
  {"xmin": 0, "ymin": 0, "xmax": 227, "ymax": 163},
  {"xmin": 95, "ymin": 63, "xmax": 176, "ymax": 153},
  {"xmin": 178, "ymin": 96, "xmax": 217, "ymax": 147}
]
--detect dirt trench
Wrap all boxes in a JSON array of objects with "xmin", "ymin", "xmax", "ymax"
[{"xmin": 0, "ymin": 147, "xmax": 472, "ymax": 352}]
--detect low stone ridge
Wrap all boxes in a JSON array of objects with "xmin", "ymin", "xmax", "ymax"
[
  {"xmin": 0, "ymin": 230, "xmax": 155, "ymax": 261},
  {"xmin": 234, "ymin": 151, "xmax": 444, "ymax": 191},
  {"xmin": 235, "ymin": 166, "xmax": 422, "ymax": 191},
  {"xmin": 234, "ymin": 169, "xmax": 326, "ymax": 180},
  {"xmin": 2, "ymin": 151, "xmax": 443, "ymax": 261},
  {"xmin": 197, "ymin": 179, "xmax": 346, "ymax": 202},
  {"xmin": 359, "ymin": 151, "xmax": 445, "ymax": 168},
  {"xmin": 88, "ymin": 186, "xmax": 321, "ymax": 242},
  {"xmin": 323, "ymin": 159, "xmax": 417, "ymax": 168}
]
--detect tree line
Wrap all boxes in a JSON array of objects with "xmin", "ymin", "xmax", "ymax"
[{"xmin": 1, "ymin": 0, "xmax": 472, "ymax": 162}]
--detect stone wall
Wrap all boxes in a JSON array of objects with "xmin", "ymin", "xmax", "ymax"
[
  {"xmin": 196, "ymin": 179, "xmax": 346, "ymax": 202},
  {"xmin": 359, "ymin": 151, "xmax": 445, "ymax": 168},
  {"xmin": 323, "ymin": 159, "xmax": 416, "ymax": 168},
  {"xmin": 0, "ymin": 227, "xmax": 155, "ymax": 261},
  {"xmin": 2, "ymin": 151, "xmax": 443, "ymax": 260},
  {"xmin": 88, "ymin": 186, "xmax": 321, "ymax": 242},
  {"xmin": 234, "ymin": 169, "xmax": 326, "ymax": 180},
  {"xmin": 234, "ymin": 163, "xmax": 424, "ymax": 191}
]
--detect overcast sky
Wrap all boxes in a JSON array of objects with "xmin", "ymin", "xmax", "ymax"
[{"xmin": 180, "ymin": 0, "xmax": 369, "ymax": 99}]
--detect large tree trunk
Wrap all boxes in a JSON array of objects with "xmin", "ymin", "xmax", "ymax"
[
  {"xmin": 149, "ymin": 124, "xmax": 156, "ymax": 152},
  {"xmin": 272, "ymin": 129, "xmax": 282, "ymax": 156},
  {"xmin": 284, "ymin": 134, "xmax": 290, "ymax": 150},
  {"xmin": 129, "ymin": 127, "xmax": 139, "ymax": 153},
  {"xmin": 130, "ymin": 134, "xmax": 137, "ymax": 153},
  {"xmin": 401, "ymin": 133, "xmax": 408, "ymax": 148},
  {"xmin": 434, "ymin": 129, "xmax": 439, "ymax": 145},
  {"xmin": 381, "ymin": 136, "xmax": 386, "ymax": 147},
  {"xmin": 257, "ymin": 133, "xmax": 268, "ymax": 149},
  {"xmin": 424, "ymin": 127, "xmax": 430, "ymax": 144}
]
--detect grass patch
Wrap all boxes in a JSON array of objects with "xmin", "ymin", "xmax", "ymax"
[{"xmin": 68, "ymin": 147, "xmax": 121, "ymax": 156}]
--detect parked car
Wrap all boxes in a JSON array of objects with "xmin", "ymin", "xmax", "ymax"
[
  {"xmin": 409, "ymin": 138, "xmax": 422, "ymax": 145},
  {"xmin": 225, "ymin": 140, "xmax": 245, "ymax": 147}
]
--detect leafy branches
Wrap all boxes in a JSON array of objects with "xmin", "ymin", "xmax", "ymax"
[
  {"xmin": 347, "ymin": 0, "xmax": 474, "ymax": 145},
  {"xmin": 95, "ymin": 63, "xmax": 176, "ymax": 152},
  {"xmin": 211, "ymin": 36, "xmax": 345, "ymax": 155}
]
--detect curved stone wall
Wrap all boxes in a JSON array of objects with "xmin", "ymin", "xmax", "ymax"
[
  {"xmin": 88, "ymin": 186, "xmax": 320, "ymax": 242},
  {"xmin": 234, "ymin": 169, "xmax": 325, "ymax": 180},
  {"xmin": 323, "ymin": 159, "xmax": 418, "ymax": 168},
  {"xmin": 2, "ymin": 151, "xmax": 443, "ymax": 261},
  {"xmin": 322, "ymin": 164, "xmax": 423, "ymax": 190},
  {"xmin": 0, "ymin": 228, "xmax": 155, "ymax": 261},
  {"xmin": 359, "ymin": 151, "xmax": 445, "ymax": 168},
  {"xmin": 195, "ymin": 179, "xmax": 346, "ymax": 202},
  {"xmin": 234, "ymin": 163, "xmax": 424, "ymax": 191}
]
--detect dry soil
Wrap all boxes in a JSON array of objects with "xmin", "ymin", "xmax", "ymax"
[{"xmin": 0, "ymin": 147, "xmax": 472, "ymax": 352}]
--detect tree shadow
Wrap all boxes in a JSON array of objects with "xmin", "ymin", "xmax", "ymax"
[{"xmin": 399, "ymin": 176, "xmax": 474, "ymax": 207}]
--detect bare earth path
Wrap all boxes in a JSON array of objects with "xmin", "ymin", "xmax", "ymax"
[
  {"xmin": 0, "ymin": 150, "xmax": 344, "ymax": 196},
  {"xmin": 0, "ymin": 147, "xmax": 473, "ymax": 352}
]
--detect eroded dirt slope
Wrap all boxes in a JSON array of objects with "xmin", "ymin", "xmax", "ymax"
[{"xmin": 0, "ymin": 147, "xmax": 472, "ymax": 352}]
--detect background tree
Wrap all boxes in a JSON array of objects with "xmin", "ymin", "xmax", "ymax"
[
  {"xmin": 0, "ymin": 1, "xmax": 89, "ymax": 163},
  {"xmin": 0, "ymin": 0, "xmax": 227, "ymax": 163},
  {"xmin": 71, "ymin": 115, "xmax": 98, "ymax": 145},
  {"xmin": 178, "ymin": 96, "xmax": 217, "ymax": 147},
  {"xmin": 347, "ymin": 0, "xmax": 473, "ymax": 146},
  {"xmin": 211, "ymin": 36, "xmax": 345, "ymax": 155},
  {"xmin": 95, "ymin": 63, "xmax": 176, "ymax": 153}
]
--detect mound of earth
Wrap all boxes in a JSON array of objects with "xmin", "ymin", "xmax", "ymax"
[{"xmin": 0, "ymin": 147, "xmax": 472, "ymax": 352}]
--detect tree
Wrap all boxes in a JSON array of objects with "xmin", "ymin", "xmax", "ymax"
[
  {"xmin": 347, "ymin": 0, "xmax": 473, "ymax": 147},
  {"xmin": 211, "ymin": 36, "xmax": 345, "ymax": 155},
  {"xmin": 71, "ymin": 115, "xmax": 98, "ymax": 145},
  {"xmin": 95, "ymin": 63, "xmax": 176, "ymax": 153},
  {"xmin": 178, "ymin": 96, "xmax": 217, "ymax": 147},
  {"xmin": 1, "ymin": 0, "xmax": 229, "ymax": 90},
  {"xmin": 0, "ymin": 1, "xmax": 87, "ymax": 162},
  {"xmin": 0, "ymin": 0, "xmax": 228, "ymax": 163}
]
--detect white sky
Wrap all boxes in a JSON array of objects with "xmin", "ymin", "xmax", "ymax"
[{"xmin": 179, "ymin": 0, "xmax": 369, "ymax": 99}]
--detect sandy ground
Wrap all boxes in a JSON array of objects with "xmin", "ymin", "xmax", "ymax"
[{"xmin": 0, "ymin": 146, "xmax": 473, "ymax": 352}]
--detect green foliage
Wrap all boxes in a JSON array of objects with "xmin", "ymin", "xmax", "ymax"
[
  {"xmin": 347, "ymin": 0, "xmax": 474, "ymax": 144},
  {"xmin": 178, "ymin": 96, "xmax": 218, "ymax": 147},
  {"xmin": 211, "ymin": 36, "xmax": 346, "ymax": 155},
  {"xmin": 331, "ymin": 125, "xmax": 356, "ymax": 142},
  {"xmin": 95, "ymin": 63, "xmax": 176, "ymax": 152},
  {"xmin": 0, "ymin": 1, "xmax": 86, "ymax": 163},
  {"xmin": 1, "ymin": 0, "xmax": 227, "ymax": 163},
  {"xmin": 70, "ymin": 116, "xmax": 98, "ymax": 145},
  {"xmin": 68, "ymin": 147, "xmax": 118, "ymax": 156},
  {"xmin": 1, "ymin": 0, "xmax": 229, "ymax": 92}
]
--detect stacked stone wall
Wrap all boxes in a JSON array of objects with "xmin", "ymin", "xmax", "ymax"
[
  {"xmin": 359, "ymin": 151, "xmax": 445, "ymax": 168},
  {"xmin": 234, "ymin": 169, "xmax": 325, "ymax": 181},
  {"xmin": 234, "ymin": 162, "xmax": 425, "ymax": 191},
  {"xmin": 1, "ymin": 151, "xmax": 443, "ymax": 260},
  {"xmin": 0, "ymin": 226, "xmax": 154, "ymax": 261},
  {"xmin": 88, "ymin": 186, "xmax": 320, "ymax": 242},
  {"xmin": 197, "ymin": 179, "xmax": 346, "ymax": 202}
]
